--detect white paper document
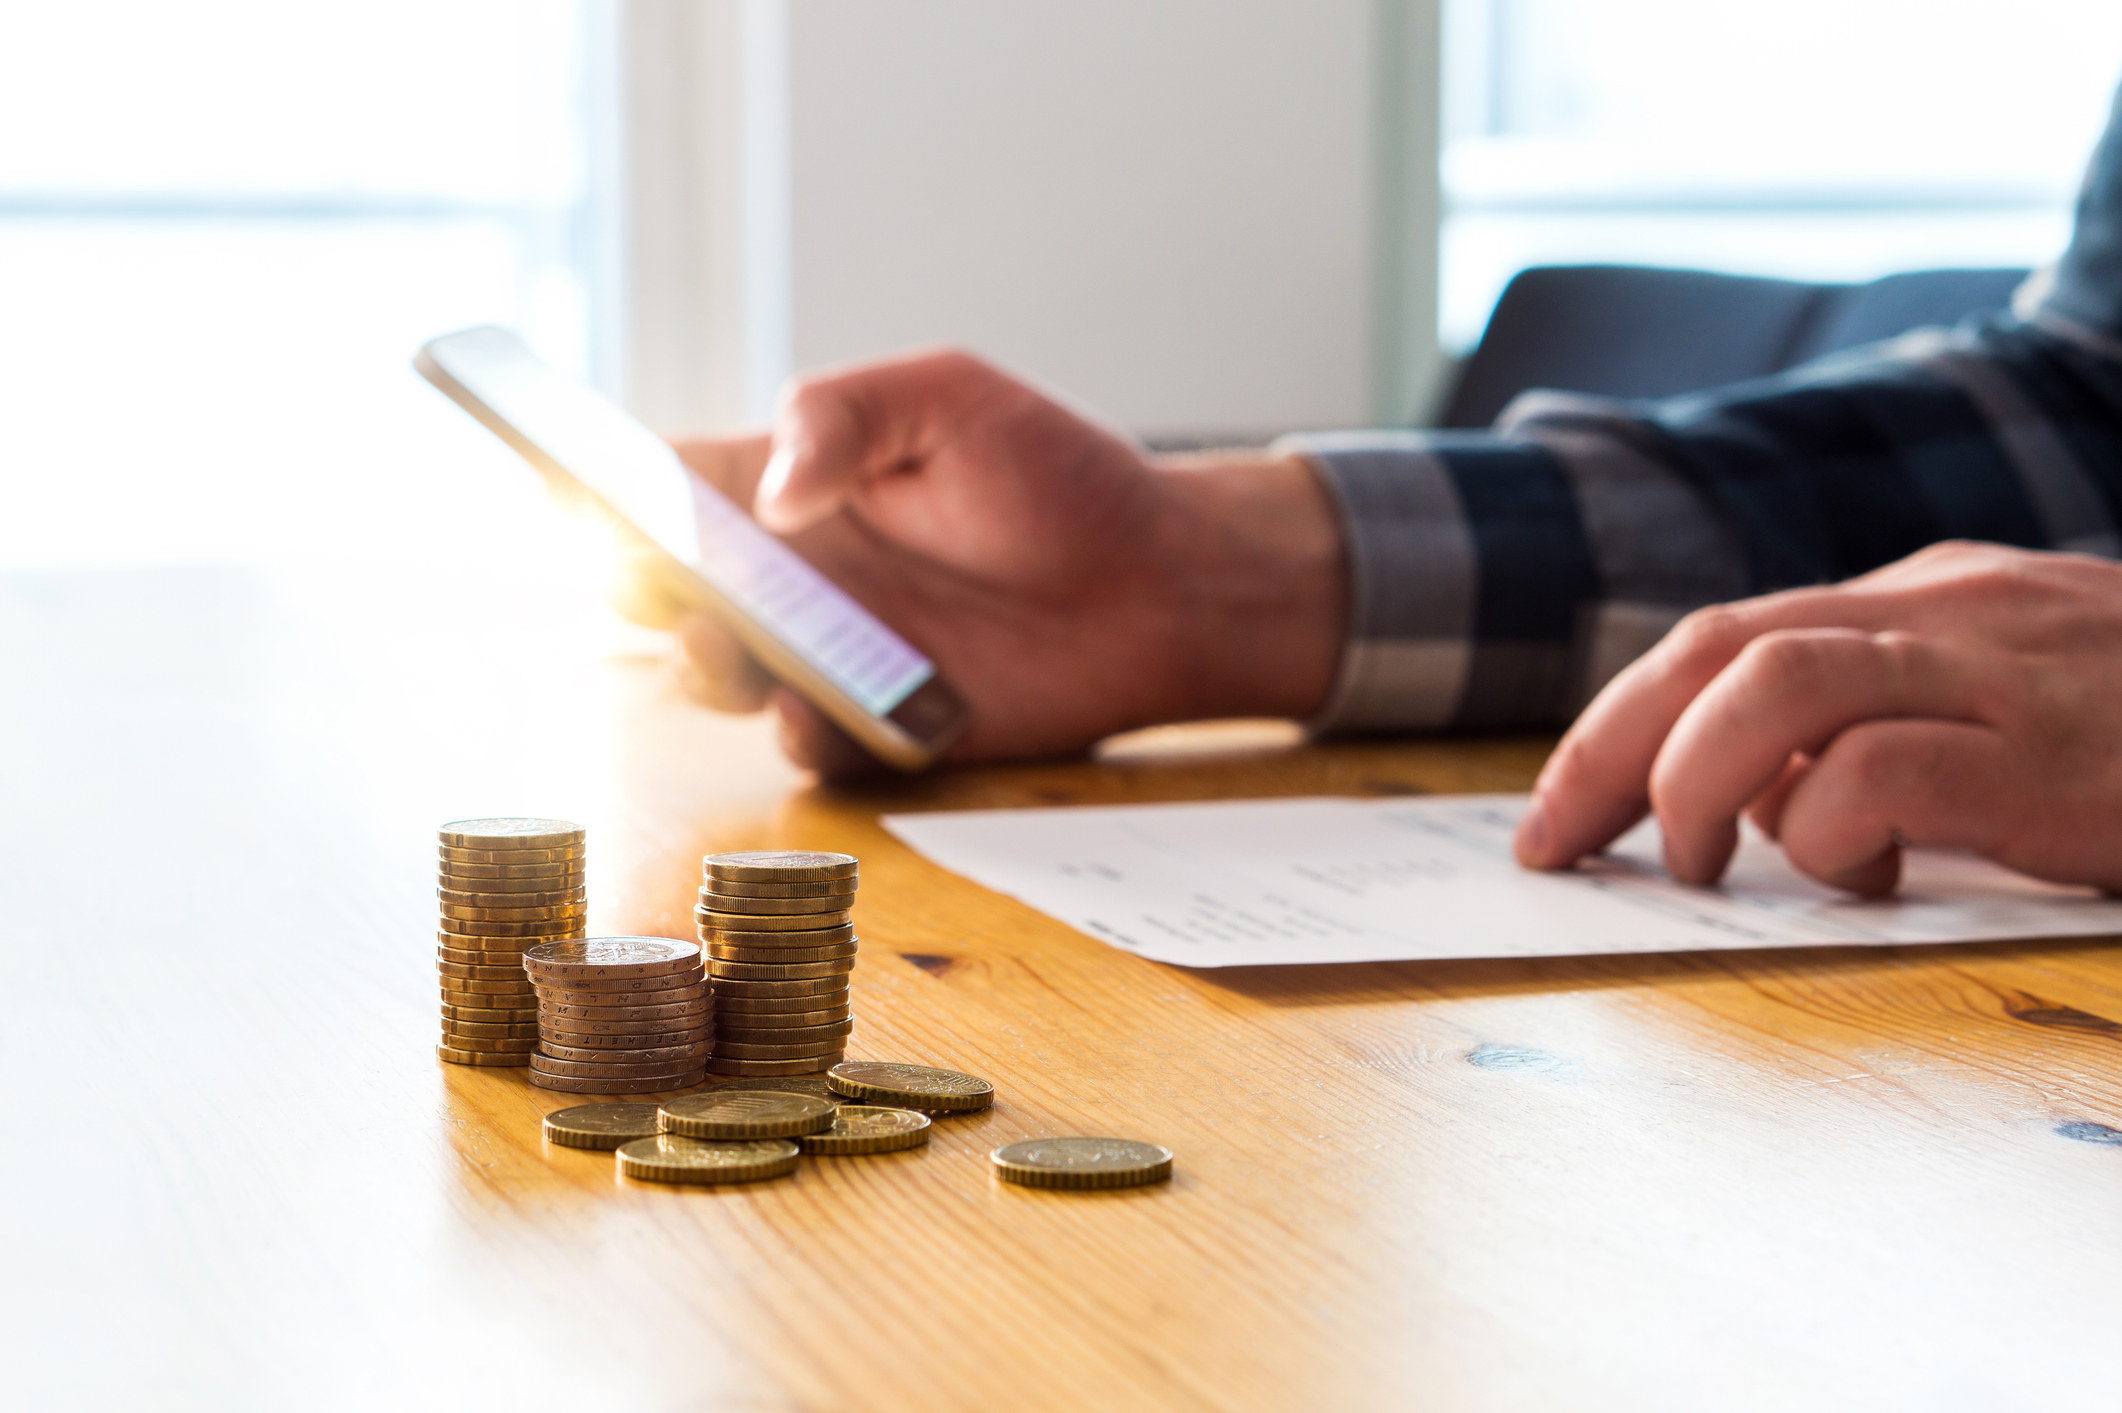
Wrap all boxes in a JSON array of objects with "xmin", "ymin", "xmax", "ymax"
[{"xmin": 882, "ymin": 794, "xmax": 2122, "ymax": 968}]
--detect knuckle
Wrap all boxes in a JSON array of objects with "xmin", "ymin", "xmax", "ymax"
[
  {"xmin": 1729, "ymin": 629, "xmax": 1842, "ymax": 694},
  {"xmin": 1667, "ymin": 603, "xmax": 1749, "ymax": 666}
]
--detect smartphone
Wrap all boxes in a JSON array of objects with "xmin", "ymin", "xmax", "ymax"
[{"xmin": 415, "ymin": 326, "xmax": 969, "ymax": 770}]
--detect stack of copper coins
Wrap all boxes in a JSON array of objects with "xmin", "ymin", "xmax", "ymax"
[
  {"xmin": 436, "ymin": 817, "xmax": 587, "ymax": 1068},
  {"xmin": 696, "ymin": 851, "xmax": 858, "ymax": 1077},
  {"xmin": 524, "ymin": 938, "xmax": 711, "ymax": 1094}
]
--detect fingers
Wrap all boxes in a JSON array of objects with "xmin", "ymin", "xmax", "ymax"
[
  {"xmin": 671, "ymin": 432, "xmax": 774, "ymax": 506},
  {"xmin": 1743, "ymin": 753, "xmax": 1811, "ymax": 841},
  {"xmin": 754, "ymin": 349, "xmax": 998, "ymax": 533},
  {"xmin": 1649, "ymin": 630, "xmax": 1994, "ymax": 883},
  {"xmin": 1773, "ymin": 719, "xmax": 2017, "ymax": 896},
  {"xmin": 673, "ymin": 614, "xmax": 774, "ymax": 714}
]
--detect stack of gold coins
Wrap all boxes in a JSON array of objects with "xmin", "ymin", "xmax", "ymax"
[
  {"xmin": 524, "ymin": 937, "xmax": 711, "ymax": 1094},
  {"xmin": 437, "ymin": 817, "xmax": 587, "ymax": 1067},
  {"xmin": 696, "ymin": 851, "xmax": 858, "ymax": 1077}
]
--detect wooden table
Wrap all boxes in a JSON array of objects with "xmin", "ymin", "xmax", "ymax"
[{"xmin": 7, "ymin": 564, "xmax": 2121, "ymax": 1411}]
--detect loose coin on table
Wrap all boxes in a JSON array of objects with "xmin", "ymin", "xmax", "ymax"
[
  {"xmin": 659, "ymin": 1090, "xmax": 837, "ymax": 1139},
  {"xmin": 990, "ymin": 1138, "xmax": 1174, "ymax": 1190},
  {"xmin": 615, "ymin": 1135, "xmax": 800, "ymax": 1184},
  {"xmin": 799, "ymin": 1106, "xmax": 932, "ymax": 1156},
  {"xmin": 694, "ymin": 1074, "xmax": 847, "ymax": 1104},
  {"xmin": 827, "ymin": 1061, "xmax": 994, "ymax": 1112},
  {"xmin": 542, "ymin": 1102, "xmax": 666, "ymax": 1150}
]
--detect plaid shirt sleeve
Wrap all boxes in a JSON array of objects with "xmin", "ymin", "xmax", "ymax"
[{"xmin": 1282, "ymin": 83, "xmax": 2122, "ymax": 736}]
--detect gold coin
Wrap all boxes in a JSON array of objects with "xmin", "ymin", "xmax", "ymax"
[
  {"xmin": 537, "ymin": 1024, "xmax": 712, "ymax": 1050},
  {"xmin": 714, "ymin": 989, "xmax": 851, "ymax": 1015},
  {"xmin": 439, "ymin": 817, "xmax": 585, "ymax": 850},
  {"xmin": 615, "ymin": 1134, "xmax": 799, "ymax": 1184},
  {"xmin": 537, "ymin": 987, "xmax": 710, "ymax": 1019},
  {"xmin": 440, "ymin": 900, "xmax": 588, "ymax": 923},
  {"xmin": 799, "ymin": 1106, "xmax": 932, "ymax": 1156},
  {"xmin": 528, "ymin": 1068, "xmax": 705, "ymax": 1095},
  {"xmin": 522, "ymin": 937, "xmax": 701, "ymax": 981},
  {"xmin": 441, "ymin": 842, "xmax": 584, "ymax": 865},
  {"xmin": 827, "ymin": 1062, "xmax": 993, "ymax": 1112},
  {"xmin": 706, "ymin": 877, "xmax": 857, "ymax": 900},
  {"xmin": 711, "ymin": 958, "xmax": 854, "ymax": 982},
  {"xmin": 708, "ymin": 977, "xmax": 850, "ymax": 1000},
  {"xmin": 436, "ymin": 959, "xmax": 527, "ymax": 981},
  {"xmin": 540, "ymin": 1038, "xmax": 714, "ymax": 1066},
  {"xmin": 714, "ymin": 1006, "xmax": 850, "ymax": 1030},
  {"xmin": 437, "ymin": 946, "xmax": 529, "ymax": 969},
  {"xmin": 539, "ymin": 1007, "xmax": 710, "ymax": 1037},
  {"xmin": 990, "ymin": 1138, "xmax": 1173, "ymax": 1190},
  {"xmin": 440, "ymin": 1019, "xmax": 541, "ymax": 1040},
  {"xmin": 702, "ymin": 850, "xmax": 857, "ymax": 883},
  {"xmin": 541, "ymin": 1102, "xmax": 665, "ymax": 1150},
  {"xmin": 696, "ymin": 890, "xmax": 859, "ymax": 917},
  {"xmin": 693, "ymin": 1074, "xmax": 846, "ymax": 1103},
  {"xmin": 439, "ymin": 860, "xmax": 586, "ymax": 884},
  {"xmin": 533, "ymin": 969, "xmax": 707, "ymax": 1000},
  {"xmin": 437, "ymin": 1045, "xmax": 533, "ymax": 1067},
  {"xmin": 437, "ymin": 997, "xmax": 534, "ymax": 1018},
  {"xmin": 716, "ymin": 1020, "xmax": 853, "ymax": 1047},
  {"xmin": 438, "ymin": 885, "xmax": 587, "ymax": 909},
  {"xmin": 696, "ymin": 926, "xmax": 858, "ymax": 952},
  {"xmin": 707, "ymin": 941, "xmax": 858, "ymax": 965},
  {"xmin": 534, "ymin": 978, "xmax": 708, "ymax": 1008},
  {"xmin": 658, "ymin": 1090, "xmax": 836, "ymax": 1139},
  {"xmin": 437, "ymin": 976, "xmax": 537, "ymax": 996},
  {"xmin": 531, "ymin": 1052, "xmax": 702, "ymax": 1082},
  {"xmin": 705, "ymin": 1055, "xmax": 843, "ymax": 1077},
  {"xmin": 439, "ymin": 917, "xmax": 587, "ymax": 939},
  {"xmin": 694, "ymin": 907, "xmax": 852, "ymax": 932},
  {"xmin": 715, "ymin": 1037, "xmax": 847, "ymax": 1060},
  {"xmin": 438, "ymin": 1032, "xmax": 539, "ymax": 1053}
]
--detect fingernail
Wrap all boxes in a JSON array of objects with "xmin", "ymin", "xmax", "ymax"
[{"xmin": 1516, "ymin": 794, "xmax": 1551, "ymax": 867}]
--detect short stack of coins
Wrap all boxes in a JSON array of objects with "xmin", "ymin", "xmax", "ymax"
[
  {"xmin": 437, "ymin": 817, "xmax": 588, "ymax": 1067},
  {"xmin": 524, "ymin": 937, "xmax": 711, "ymax": 1094},
  {"xmin": 696, "ymin": 851, "xmax": 858, "ymax": 1077}
]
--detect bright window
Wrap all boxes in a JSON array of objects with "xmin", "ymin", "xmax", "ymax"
[
  {"xmin": 0, "ymin": 1, "xmax": 603, "ymax": 566},
  {"xmin": 1440, "ymin": 0, "xmax": 2122, "ymax": 348}
]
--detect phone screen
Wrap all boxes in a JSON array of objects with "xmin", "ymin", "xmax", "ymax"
[{"xmin": 421, "ymin": 328, "xmax": 936, "ymax": 718}]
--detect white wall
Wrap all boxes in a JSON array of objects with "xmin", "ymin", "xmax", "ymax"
[{"xmin": 620, "ymin": 0, "xmax": 1441, "ymax": 440}]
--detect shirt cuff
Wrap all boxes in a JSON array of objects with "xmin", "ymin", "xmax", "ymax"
[{"xmin": 1272, "ymin": 431, "xmax": 1478, "ymax": 734}]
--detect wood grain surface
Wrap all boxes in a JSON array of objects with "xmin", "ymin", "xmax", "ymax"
[{"xmin": 5, "ymin": 565, "xmax": 2120, "ymax": 1412}]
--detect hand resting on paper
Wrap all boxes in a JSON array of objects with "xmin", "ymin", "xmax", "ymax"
[
  {"xmin": 1514, "ymin": 541, "xmax": 2122, "ymax": 897},
  {"xmin": 656, "ymin": 349, "xmax": 1347, "ymax": 773}
]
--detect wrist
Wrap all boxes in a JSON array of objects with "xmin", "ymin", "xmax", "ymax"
[{"xmin": 1148, "ymin": 451, "xmax": 1349, "ymax": 723}]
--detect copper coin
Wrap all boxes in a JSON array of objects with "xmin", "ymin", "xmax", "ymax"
[
  {"xmin": 695, "ymin": 923, "xmax": 856, "ymax": 948},
  {"xmin": 531, "ymin": 1053, "xmax": 701, "ymax": 1082},
  {"xmin": 693, "ymin": 1074, "xmax": 846, "ymax": 1104},
  {"xmin": 438, "ymin": 886, "xmax": 587, "ymax": 909},
  {"xmin": 715, "ymin": 1037, "xmax": 849, "ymax": 1060},
  {"xmin": 436, "ymin": 960, "xmax": 529, "ymax": 981},
  {"xmin": 441, "ymin": 1019, "xmax": 541, "ymax": 1040},
  {"xmin": 694, "ymin": 907, "xmax": 853, "ymax": 933},
  {"xmin": 439, "ymin": 912, "xmax": 585, "ymax": 933},
  {"xmin": 705, "ymin": 877, "xmax": 856, "ymax": 900},
  {"xmin": 537, "ymin": 1025, "xmax": 713, "ymax": 1050},
  {"xmin": 714, "ymin": 989, "xmax": 852, "ymax": 1014},
  {"xmin": 541, "ymin": 1102, "xmax": 665, "ymax": 1150},
  {"xmin": 528, "ymin": 1068, "xmax": 706, "ymax": 1095},
  {"xmin": 439, "ymin": 1033, "xmax": 539, "ymax": 1054},
  {"xmin": 440, "ymin": 1001, "xmax": 539, "ymax": 1023},
  {"xmin": 533, "ymin": 967, "xmax": 707, "ymax": 998},
  {"xmin": 539, "ymin": 1038, "xmax": 714, "ymax": 1066},
  {"xmin": 708, "ymin": 950, "xmax": 848, "ymax": 975},
  {"xmin": 708, "ymin": 977, "xmax": 851, "ymax": 1000},
  {"xmin": 828, "ymin": 1061, "xmax": 994, "ymax": 1112},
  {"xmin": 713, "ymin": 1006, "xmax": 851, "ymax": 1030},
  {"xmin": 438, "ymin": 817, "xmax": 585, "ymax": 850},
  {"xmin": 438, "ymin": 1045, "xmax": 533, "ymax": 1067},
  {"xmin": 536, "ymin": 985, "xmax": 709, "ymax": 1018},
  {"xmin": 707, "ymin": 941, "xmax": 858, "ymax": 965},
  {"xmin": 702, "ymin": 850, "xmax": 858, "ymax": 883},
  {"xmin": 441, "ymin": 842, "xmax": 584, "ymax": 865},
  {"xmin": 716, "ymin": 1019, "xmax": 854, "ymax": 1045},
  {"xmin": 538, "ymin": 1009, "xmax": 710, "ymax": 1037},
  {"xmin": 522, "ymin": 937, "xmax": 701, "ymax": 981},
  {"xmin": 704, "ymin": 1055, "xmax": 843, "ymax": 1076},
  {"xmin": 658, "ymin": 1091, "xmax": 836, "ymax": 1140},
  {"xmin": 696, "ymin": 890, "xmax": 858, "ymax": 917}
]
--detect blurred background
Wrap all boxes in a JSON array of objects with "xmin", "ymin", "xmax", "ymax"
[{"xmin": 5, "ymin": 0, "xmax": 2121, "ymax": 571}]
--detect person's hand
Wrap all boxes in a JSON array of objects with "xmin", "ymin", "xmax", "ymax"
[
  {"xmin": 1514, "ymin": 541, "xmax": 2122, "ymax": 896},
  {"xmin": 662, "ymin": 349, "xmax": 1346, "ymax": 773}
]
